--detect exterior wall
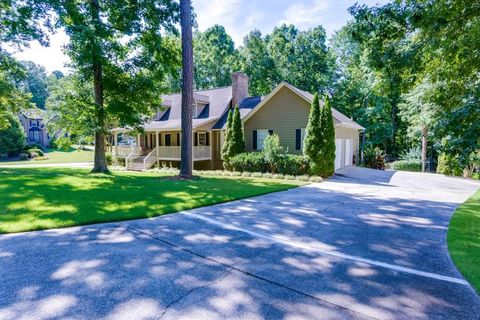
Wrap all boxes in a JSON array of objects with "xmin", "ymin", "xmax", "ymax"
[
  {"xmin": 18, "ymin": 114, "xmax": 52, "ymax": 148},
  {"xmin": 244, "ymin": 86, "xmax": 310, "ymax": 154},
  {"xmin": 335, "ymin": 126, "xmax": 361, "ymax": 166}
]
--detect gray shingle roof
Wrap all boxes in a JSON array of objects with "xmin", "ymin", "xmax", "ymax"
[{"xmin": 212, "ymin": 96, "xmax": 262, "ymax": 130}]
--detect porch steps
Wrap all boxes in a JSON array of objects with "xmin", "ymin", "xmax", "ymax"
[{"xmin": 127, "ymin": 155, "xmax": 148, "ymax": 171}]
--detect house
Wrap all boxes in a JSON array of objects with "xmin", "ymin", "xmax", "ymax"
[
  {"xmin": 18, "ymin": 108, "xmax": 56, "ymax": 148},
  {"xmin": 109, "ymin": 72, "xmax": 364, "ymax": 171}
]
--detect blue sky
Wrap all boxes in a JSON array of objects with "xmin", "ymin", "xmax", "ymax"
[{"xmin": 13, "ymin": 0, "xmax": 387, "ymax": 73}]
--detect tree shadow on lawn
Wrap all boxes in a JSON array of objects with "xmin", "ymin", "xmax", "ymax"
[
  {"xmin": 0, "ymin": 168, "xmax": 299, "ymax": 234},
  {"xmin": 1, "ymin": 183, "xmax": 480, "ymax": 319}
]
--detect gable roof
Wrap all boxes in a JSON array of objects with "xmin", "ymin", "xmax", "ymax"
[
  {"xmin": 212, "ymin": 96, "xmax": 262, "ymax": 130},
  {"xmin": 138, "ymin": 86, "xmax": 232, "ymax": 131},
  {"xmin": 240, "ymin": 82, "xmax": 364, "ymax": 130}
]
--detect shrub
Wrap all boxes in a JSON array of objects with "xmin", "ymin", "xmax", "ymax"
[
  {"xmin": 284, "ymin": 175, "xmax": 295, "ymax": 180},
  {"xmin": 262, "ymin": 172, "xmax": 273, "ymax": 179},
  {"xmin": 23, "ymin": 142, "xmax": 44, "ymax": 151},
  {"xmin": 309, "ymin": 176, "xmax": 323, "ymax": 183},
  {"xmin": 263, "ymin": 133, "xmax": 283, "ymax": 173},
  {"xmin": 34, "ymin": 156, "xmax": 49, "ymax": 161},
  {"xmin": 296, "ymin": 175, "xmax": 310, "ymax": 181},
  {"xmin": 437, "ymin": 153, "xmax": 463, "ymax": 176},
  {"xmin": 29, "ymin": 152, "xmax": 39, "ymax": 159},
  {"xmin": 54, "ymin": 137, "xmax": 72, "ymax": 151},
  {"xmin": 105, "ymin": 153, "xmax": 113, "ymax": 165},
  {"xmin": 0, "ymin": 114, "xmax": 26, "ymax": 156},
  {"xmin": 251, "ymin": 172, "xmax": 263, "ymax": 178},
  {"xmin": 391, "ymin": 160, "xmax": 422, "ymax": 172},
  {"xmin": 229, "ymin": 152, "xmax": 268, "ymax": 172},
  {"xmin": 363, "ymin": 145, "xmax": 386, "ymax": 170},
  {"xmin": 26, "ymin": 148, "xmax": 44, "ymax": 157},
  {"xmin": 18, "ymin": 153, "xmax": 29, "ymax": 160},
  {"xmin": 241, "ymin": 171, "xmax": 251, "ymax": 177},
  {"xmin": 276, "ymin": 154, "xmax": 309, "ymax": 176},
  {"xmin": 400, "ymin": 147, "xmax": 421, "ymax": 160}
]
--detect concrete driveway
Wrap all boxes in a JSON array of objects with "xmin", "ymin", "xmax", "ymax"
[{"xmin": 1, "ymin": 167, "xmax": 479, "ymax": 320}]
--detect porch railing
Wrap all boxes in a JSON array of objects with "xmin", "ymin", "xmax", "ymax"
[{"xmin": 125, "ymin": 146, "xmax": 142, "ymax": 168}]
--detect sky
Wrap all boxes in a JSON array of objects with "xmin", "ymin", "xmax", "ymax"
[{"xmin": 12, "ymin": 0, "xmax": 388, "ymax": 74}]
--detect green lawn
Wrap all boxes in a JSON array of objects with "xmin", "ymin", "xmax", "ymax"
[
  {"xmin": 0, "ymin": 148, "xmax": 93, "ymax": 166},
  {"xmin": 448, "ymin": 188, "xmax": 480, "ymax": 293},
  {"xmin": 0, "ymin": 168, "xmax": 304, "ymax": 233}
]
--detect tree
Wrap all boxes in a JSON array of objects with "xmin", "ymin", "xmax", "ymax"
[
  {"xmin": 303, "ymin": 93, "xmax": 322, "ymax": 175},
  {"xmin": 319, "ymin": 96, "xmax": 336, "ymax": 177},
  {"xmin": 221, "ymin": 109, "xmax": 233, "ymax": 162},
  {"xmin": 263, "ymin": 133, "xmax": 282, "ymax": 173},
  {"xmin": 399, "ymin": 78, "xmax": 438, "ymax": 172},
  {"xmin": 239, "ymin": 30, "xmax": 278, "ymax": 96},
  {"xmin": 19, "ymin": 61, "xmax": 48, "ymax": 109},
  {"xmin": 45, "ymin": 0, "xmax": 180, "ymax": 173},
  {"xmin": 228, "ymin": 105, "xmax": 245, "ymax": 156},
  {"xmin": 179, "ymin": 0, "xmax": 194, "ymax": 178},
  {"xmin": 0, "ymin": 113, "xmax": 25, "ymax": 156},
  {"xmin": 0, "ymin": 0, "xmax": 52, "ymax": 128},
  {"xmin": 194, "ymin": 25, "xmax": 239, "ymax": 89}
]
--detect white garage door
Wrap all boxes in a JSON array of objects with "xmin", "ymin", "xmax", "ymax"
[
  {"xmin": 335, "ymin": 139, "xmax": 343, "ymax": 170},
  {"xmin": 344, "ymin": 139, "xmax": 353, "ymax": 166}
]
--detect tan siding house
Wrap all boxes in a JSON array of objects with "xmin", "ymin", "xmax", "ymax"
[{"xmin": 109, "ymin": 73, "xmax": 364, "ymax": 171}]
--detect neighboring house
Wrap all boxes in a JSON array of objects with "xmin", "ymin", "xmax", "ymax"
[
  {"xmin": 110, "ymin": 72, "xmax": 364, "ymax": 171},
  {"xmin": 18, "ymin": 108, "xmax": 55, "ymax": 148}
]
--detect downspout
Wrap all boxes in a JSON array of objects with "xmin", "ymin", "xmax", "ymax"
[{"xmin": 361, "ymin": 128, "xmax": 366, "ymax": 165}]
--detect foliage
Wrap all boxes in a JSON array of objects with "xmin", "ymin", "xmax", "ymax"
[
  {"xmin": 363, "ymin": 145, "xmax": 385, "ymax": 170},
  {"xmin": 437, "ymin": 153, "xmax": 463, "ymax": 177},
  {"xmin": 194, "ymin": 25, "xmax": 239, "ymax": 89},
  {"xmin": 54, "ymin": 137, "xmax": 72, "ymax": 151},
  {"xmin": 448, "ymin": 189, "xmax": 480, "ymax": 293},
  {"xmin": 19, "ymin": 61, "xmax": 48, "ymax": 109},
  {"xmin": 263, "ymin": 133, "xmax": 282, "ymax": 173},
  {"xmin": 229, "ymin": 105, "xmax": 245, "ymax": 156},
  {"xmin": 18, "ymin": 153, "xmax": 29, "ymax": 160},
  {"xmin": 303, "ymin": 93, "xmax": 322, "ymax": 175},
  {"xmin": 0, "ymin": 168, "xmax": 300, "ymax": 233},
  {"xmin": 26, "ymin": 148, "xmax": 44, "ymax": 157},
  {"xmin": 221, "ymin": 108, "xmax": 234, "ymax": 163},
  {"xmin": 23, "ymin": 142, "xmax": 43, "ymax": 151},
  {"xmin": 228, "ymin": 152, "xmax": 268, "ymax": 173},
  {"xmin": 0, "ymin": 113, "xmax": 25, "ymax": 156},
  {"xmin": 276, "ymin": 155, "xmax": 309, "ymax": 176},
  {"xmin": 399, "ymin": 147, "xmax": 421, "ymax": 161},
  {"xmin": 318, "ymin": 96, "xmax": 336, "ymax": 177},
  {"xmin": 391, "ymin": 160, "xmax": 422, "ymax": 172}
]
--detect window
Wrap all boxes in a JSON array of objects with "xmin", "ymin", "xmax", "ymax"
[
  {"xmin": 31, "ymin": 121, "xmax": 37, "ymax": 127},
  {"xmin": 198, "ymin": 132, "xmax": 207, "ymax": 146},
  {"xmin": 164, "ymin": 133, "xmax": 172, "ymax": 146},
  {"xmin": 257, "ymin": 130, "xmax": 268, "ymax": 150}
]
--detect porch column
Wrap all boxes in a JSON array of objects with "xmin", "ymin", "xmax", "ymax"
[
  {"xmin": 137, "ymin": 134, "xmax": 141, "ymax": 149},
  {"xmin": 156, "ymin": 131, "xmax": 159, "ymax": 167},
  {"xmin": 114, "ymin": 132, "xmax": 118, "ymax": 164}
]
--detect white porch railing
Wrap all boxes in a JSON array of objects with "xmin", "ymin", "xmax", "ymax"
[
  {"xmin": 125, "ymin": 146, "xmax": 142, "ymax": 168},
  {"xmin": 140, "ymin": 146, "xmax": 211, "ymax": 163},
  {"xmin": 193, "ymin": 146, "xmax": 211, "ymax": 160},
  {"xmin": 143, "ymin": 146, "xmax": 159, "ymax": 170},
  {"xmin": 109, "ymin": 145, "xmax": 139, "ymax": 158}
]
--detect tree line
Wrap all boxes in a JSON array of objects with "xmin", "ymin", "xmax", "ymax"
[{"xmin": 1, "ymin": 0, "xmax": 478, "ymax": 176}]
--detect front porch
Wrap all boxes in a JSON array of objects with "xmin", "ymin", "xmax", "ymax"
[{"xmin": 107, "ymin": 130, "xmax": 213, "ymax": 170}]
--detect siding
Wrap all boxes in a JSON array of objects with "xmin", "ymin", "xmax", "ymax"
[{"xmin": 244, "ymin": 86, "xmax": 310, "ymax": 155}]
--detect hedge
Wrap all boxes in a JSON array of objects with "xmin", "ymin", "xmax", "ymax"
[
  {"xmin": 391, "ymin": 160, "xmax": 422, "ymax": 172},
  {"xmin": 229, "ymin": 152, "xmax": 309, "ymax": 176}
]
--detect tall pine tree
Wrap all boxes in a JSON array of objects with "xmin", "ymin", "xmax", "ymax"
[
  {"xmin": 319, "ymin": 96, "xmax": 336, "ymax": 177},
  {"xmin": 229, "ymin": 105, "xmax": 245, "ymax": 156},
  {"xmin": 303, "ymin": 93, "xmax": 323, "ymax": 175}
]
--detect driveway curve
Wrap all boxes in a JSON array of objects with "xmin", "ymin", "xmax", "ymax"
[{"xmin": 1, "ymin": 167, "xmax": 479, "ymax": 319}]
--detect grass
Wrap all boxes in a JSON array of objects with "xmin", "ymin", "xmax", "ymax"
[
  {"xmin": 0, "ymin": 148, "xmax": 93, "ymax": 166},
  {"xmin": 0, "ymin": 168, "xmax": 304, "ymax": 233},
  {"xmin": 448, "ymin": 188, "xmax": 480, "ymax": 293}
]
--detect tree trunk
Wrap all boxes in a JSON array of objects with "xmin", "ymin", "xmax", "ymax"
[
  {"xmin": 421, "ymin": 127, "xmax": 428, "ymax": 173},
  {"xmin": 90, "ymin": 0, "xmax": 108, "ymax": 173},
  {"xmin": 179, "ymin": 0, "xmax": 193, "ymax": 178}
]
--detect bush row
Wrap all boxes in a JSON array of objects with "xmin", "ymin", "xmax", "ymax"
[
  {"xmin": 390, "ymin": 160, "xmax": 422, "ymax": 172},
  {"xmin": 227, "ymin": 152, "xmax": 309, "ymax": 176}
]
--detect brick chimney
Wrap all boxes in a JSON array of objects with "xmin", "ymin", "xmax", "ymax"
[{"xmin": 231, "ymin": 72, "xmax": 249, "ymax": 107}]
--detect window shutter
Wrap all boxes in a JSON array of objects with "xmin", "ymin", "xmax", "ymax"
[
  {"xmin": 268, "ymin": 129, "xmax": 273, "ymax": 135},
  {"xmin": 253, "ymin": 130, "xmax": 257, "ymax": 150},
  {"xmin": 194, "ymin": 133, "xmax": 198, "ymax": 146},
  {"xmin": 206, "ymin": 132, "xmax": 209, "ymax": 146},
  {"xmin": 296, "ymin": 129, "xmax": 301, "ymax": 150}
]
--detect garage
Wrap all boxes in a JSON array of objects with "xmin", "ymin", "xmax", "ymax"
[{"xmin": 335, "ymin": 138, "xmax": 354, "ymax": 170}]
